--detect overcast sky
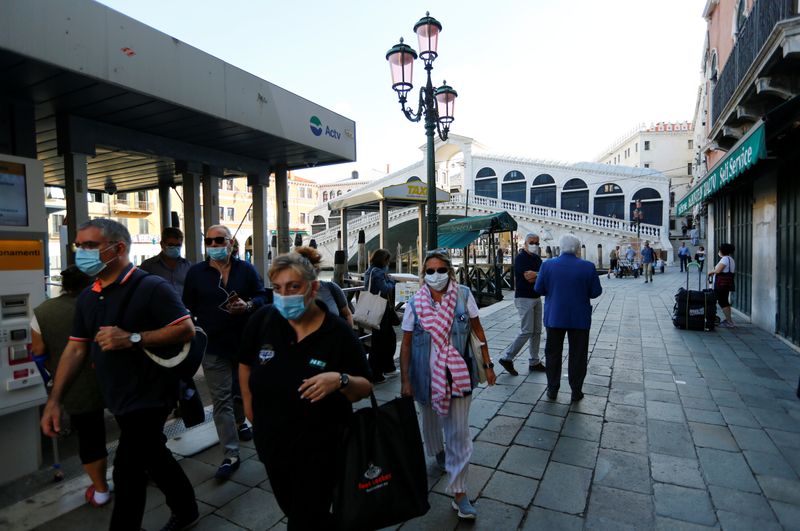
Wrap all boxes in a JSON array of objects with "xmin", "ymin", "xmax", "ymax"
[{"xmin": 98, "ymin": 0, "xmax": 708, "ymax": 183}]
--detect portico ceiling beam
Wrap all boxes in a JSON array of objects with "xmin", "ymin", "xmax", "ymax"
[{"xmin": 58, "ymin": 115, "xmax": 270, "ymax": 176}]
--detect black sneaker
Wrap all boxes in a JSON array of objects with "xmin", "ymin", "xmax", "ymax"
[
  {"xmin": 498, "ymin": 358, "xmax": 518, "ymax": 376},
  {"xmin": 215, "ymin": 457, "xmax": 240, "ymax": 481},
  {"xmin": 546, "ymin": 388, "xmax": 558, "ymax": 400},
  {"xmin": 529, "ymin": 363, "xmax": 546, "ymax": 373},
  {"xmin": 160, "ymin": 510, "xmax": 199, "ymax": 531},
  {"xmin": 571, "ymin": 391, "xmax": 585, "ymax": 402},
  {"xmin": 238, "ymin": 423, "xmax": 253, "ymax": 441}
]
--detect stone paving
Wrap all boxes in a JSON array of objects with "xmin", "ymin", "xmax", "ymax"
[{"xmin": 21, "ymin": 267, "xmax": 800, "ymax": 530}]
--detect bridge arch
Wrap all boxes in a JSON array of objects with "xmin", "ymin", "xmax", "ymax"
[
  {"xmin": 502, "ymin": 170, "xmax": 526, "ymax": 202},
  {"xmin": 475, "ymin": 167, "xmax": 498, "ymax": 198},
  {"xmin": 561, "ymin": 178, "xmax": 589, "ymax": 213},
  {"xmin": 630, "ymin": 188, "xmax": 663, "ymax": 225},
  {"xmin": 530, "ymin": 173, "xmax": 556, "ymax": 207},
  {"xmin": 594, "ymin": 183, "xmax": 624, "ymax": 219}
]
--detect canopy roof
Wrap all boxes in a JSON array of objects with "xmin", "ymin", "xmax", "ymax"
[
  {"xmin": 439, "ymin": 211, "xmax": 518, "ymax": 234},
  {"xmin": 326, "ymin": 181, "xmax": 450, "ymax": 211},
  {"xmin": 0, "ymin": 0, "xmax": 356, "ymax": 192}
]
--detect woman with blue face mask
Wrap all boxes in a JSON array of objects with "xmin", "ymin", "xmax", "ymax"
[{"xmin": 238, "ymin": 252, "xmax": 372, "ymax": 528}]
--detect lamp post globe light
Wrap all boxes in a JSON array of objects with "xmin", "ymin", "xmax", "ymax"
[{"xmin": 386, "ymin": 12, "xmax": 458, "ymax": 250}]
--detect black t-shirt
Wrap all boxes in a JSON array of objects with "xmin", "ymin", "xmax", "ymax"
[
  {"xmin": 70, "ymin": 265, "xmax": 191, "ymax": 415},
  {"xmin": 239, "ymin": 301, "xmax": 370, "ymax": 459}
]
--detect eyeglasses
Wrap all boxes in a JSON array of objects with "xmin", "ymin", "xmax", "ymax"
[
  {"xmin": 71, "ymin": 240, "xmax": 118, "ymax": 252},
  {"xmin": 425, "ymin": 267, "xmax": 449, "ymax": 275},
  {"xmin": 204, "ymin": 236, "xmax": 230, "ymax": 246}
]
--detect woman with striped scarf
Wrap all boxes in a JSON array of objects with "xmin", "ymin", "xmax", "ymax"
[{"xmin": 399, "ymin": 249, "xmax": 496, "ymax": 520}]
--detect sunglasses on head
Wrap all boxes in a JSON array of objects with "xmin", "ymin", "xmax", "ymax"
[
  {"xmin": 204, "ymin": 236, "xmax": 229, "ymax": 246},
  {"xmin": 425, "ymin": 267, "xmax": 449, "ymax": 275}
]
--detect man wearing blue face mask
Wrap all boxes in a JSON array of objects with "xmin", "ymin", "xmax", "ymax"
[
  {"xmin": 182, "ymin": 225, "xmax": 269, "ymax": 481},
  {"xmin": 140, "ymin": 227, "xmax": 192, "ymax": 296}
]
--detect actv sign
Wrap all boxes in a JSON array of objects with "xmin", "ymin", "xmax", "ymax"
[{"xmin": 309, "ymin": 115, "xmax": 342, "ymax": 140}]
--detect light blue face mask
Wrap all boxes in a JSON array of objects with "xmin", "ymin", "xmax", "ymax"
[
  {"xmin": 75, "ymin": 245, "xmax": 117, "ymax": 276},
  {"xmin": 163, "ymin": 246, "xmax": 181, "ymax": 259},
  {"xmin": 273, "ymin": 291, "xmax": 310, "ymax": 321},
  {"xmin": 207, "ymin": 247, "xmax": 229, "ymax": 261}
]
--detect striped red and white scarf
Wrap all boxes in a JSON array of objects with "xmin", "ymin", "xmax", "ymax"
[{"xmin": 413, "ymin": 282, "xmax": 471, "ymax": 416}]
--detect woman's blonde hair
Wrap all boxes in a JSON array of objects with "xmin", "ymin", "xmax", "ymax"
[{"xmin": 268, "ymin": 252, "xmax": 318, "ymax": 282}]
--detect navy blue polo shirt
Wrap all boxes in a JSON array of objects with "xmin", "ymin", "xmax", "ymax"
[
  {"xmin": 70, "ymin": 264, "xmax": 192, "ymax": 415},
  {"xmin": 182, "ymin": 257, "xmax": 270, "ymax": 359},
  {"xmin": 514, "ymin": 249, "xmax": 542, "ymax": 298},
  {"xmin": 140, "ymin": 253, "xmax": 192, "ymax": 296},
  {"xmin": 238, "ymin": 302, "xmax": 370, "ymax": 459}
]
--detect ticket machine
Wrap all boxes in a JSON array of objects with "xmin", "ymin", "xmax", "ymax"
[{"xmin": 0, "ymin": 155, "xmax": 48, "ymax": 484}]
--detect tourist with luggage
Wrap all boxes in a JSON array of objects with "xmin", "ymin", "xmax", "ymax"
[
  {"xmin": 400, "ymin": 249, "xmax": 495, "ymax": 520},
  {"xmin": 238, "ymin": 252, "xmax": 372, "ymax": 528},
  {"xmin": 709, "ymin": 243, "xmax": 737, "ymax": 328}
]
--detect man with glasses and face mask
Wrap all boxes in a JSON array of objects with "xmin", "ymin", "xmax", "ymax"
[
  {"xmin": 140, "ymin": 227, "xmax": 192, "ymax": 296},
  {"xmin": 497, "ymin": 233, "xmax": 546, "ymax": 376},
  {"xmin": 182, "ymin": 225, "xmax": 269, "ymax": 481},
  {"xmin": 41, "ymin": 218, "xmax": 199, "ymax": 531}
]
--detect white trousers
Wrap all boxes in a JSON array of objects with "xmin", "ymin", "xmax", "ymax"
[{"xmin": 419, "ymin": 395, "xmax": 472, "ymax": 494}]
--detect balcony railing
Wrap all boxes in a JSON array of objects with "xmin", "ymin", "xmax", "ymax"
[{"xmin": 712, "ymin": 0, "xmax": 796, "ymax": 126}]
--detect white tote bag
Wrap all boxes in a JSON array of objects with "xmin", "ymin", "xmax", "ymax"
[{"xmin": 353, "ymin": 269, "xmax": 388, "ymax": 330}]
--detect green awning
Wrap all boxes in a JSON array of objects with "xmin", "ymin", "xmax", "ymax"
[
  {"xmin": 676, "ymin": 121, "xmax": 766, "ymax": 216},
  {"xmin": 438, "ymin": 230, "xmax": 481, "ymax": 249},
  {"xmin": 439, "ymin": 211, "xmax": 518, "ymax": 234}
]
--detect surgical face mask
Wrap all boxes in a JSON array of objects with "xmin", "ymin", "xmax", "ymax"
[
  {"xmin": 424, "ymin": 272, "xmax": 450, "ymax": 291},
  {"xmin": 75, "ymin": 245, "xmax": 117, "ymax": 276},
  {"xmin": 528, "ymin": 244, "xmax": 540, "ymax": 255},
  {"xmin": 273, "ymin": 291, "xmax": 310, "ymax": 320},
  {"xmin": 163, "ymin": 246, "xmax": 181, "ymax": 259},
  {"xmin": 207, "ymin": 246, "xmax": 229, "ymax": 261}
]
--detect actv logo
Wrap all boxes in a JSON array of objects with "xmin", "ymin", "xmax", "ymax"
[{"xmin": 309, "ymin": 115, "xmax": 342, "ymax": 140}]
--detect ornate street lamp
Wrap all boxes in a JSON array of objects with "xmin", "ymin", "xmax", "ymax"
[
  {"xmin": 633, "ymin": 199, "xmax": 643, "ymax": 258},
  {"xmin": 386, "ymin": 12, "xmax": 458, "ymax": 249}
]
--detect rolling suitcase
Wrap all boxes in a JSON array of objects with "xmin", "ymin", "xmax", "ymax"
[{"xmin": 673, "ymin": 263, "xmax": 716, "ymax": 331}]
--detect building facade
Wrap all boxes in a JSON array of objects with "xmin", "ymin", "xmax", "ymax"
[
  {"xmin": 682, "ymin": 0, "xmax": 800, "ymax": 346},
  {"xmin": 596, "ymin": 122, "xmax": 696, "ymax": 233}
]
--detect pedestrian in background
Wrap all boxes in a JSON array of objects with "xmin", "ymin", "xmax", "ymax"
[
  {"xmin": 41, "ymin": 218, "xmax": 198, "ymax": 531},
  {"xmin": 695, "ymin": 246, "xmax": 706, "ymax": 272},
  {"xmin": 709, "ymin": 243, "xmax": 737, "ymax": 328},
  {"xmin": 625, "ymin": 245, "xmax": 635, "ymax": 263},
  {"xmin": 641, "ymin": 241, "xmax": 655, "ymax": 283},
  {"xmin": 182, "ymin": 225, "xmax": 269, "ymax": 481},
  {"xmin": 535, "ymin": 234, "xmax": 602, "ymax": 402},
  {"xmin": 32, "ymin": 266, "xmax": 110, "ymax": 508},
  {"xmin": 363, "ymin": 249, "xmax": 399, "ymax": 382},
  {"xmin": 140, "ymin": 227, "xmax": 192, "ymax": 296},
  {"xmin": 294, "ymin": 246, "xmax": 353, "ymax": 327},
  {"xmin": 239, "ymin": 252, "xmax": 372, "ymax": 528},
  {"xmin": 677, "ymin": 242, "xmax": 691, "ymax": 272},
  {"xmin": 400, "ymin": 249, "xmax": 495, "ymax": 520},
  {"xmin": 498, "ymin": 233, "xmax": 545, "ymax": 375},
  {"xmin": 609, "ymin": 245, "xmax": 619, "ymax": 275}
]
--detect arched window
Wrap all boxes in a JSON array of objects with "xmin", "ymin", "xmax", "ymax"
[
  {"xmin": 630, "ymin": 188, "xmax": 663, "ymax": 225},
  {"xmin": 561, "ymin": 178, "xmax": 589, "ymax": 213},
  {"xmin": 594, "ymin": 183, "xmax": 624, "ymax": 218},
  {"xmin": 322, "ymin": 191, "xmax": 328, "ymax": 201},
  {"xmin": 530, "ymin": 174, "xmax": 556, "ymax": 207},
  {"xmin": 407, "ymin": 176, "xmax": 422, "ymax": 182},
  {"xmin": 502, "ymin": 170, "xmax": 526, "ymax": 202},
  {"xmin": 311, "ymin": 215, "xmax": 327, "ymax": 235},
  {"xmin": 475, "ymin": 167, "xmax": 497, "ymax": 198}
]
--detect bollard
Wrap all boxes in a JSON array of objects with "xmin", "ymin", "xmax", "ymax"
[
  {"xmin": 333, "ymin": 250, "xmax": 346, "ymax": 287},
  {"xmin": 597, "ymin": 243, "xmax": 603, "ymax": 269},
  {"xmin": 309, "ymin": 238, "xmax": 317, "ymax": 249},
  {"xmin": 357, "ymin": 230, "xmax": 367, "ymax": 275}
]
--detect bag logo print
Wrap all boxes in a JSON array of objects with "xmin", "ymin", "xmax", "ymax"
[{"xmin": 358, "ymin": 462, "xmax": 392, "ymax": 493}]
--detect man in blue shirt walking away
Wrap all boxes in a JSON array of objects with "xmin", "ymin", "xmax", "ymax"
[
  {"xmin": 498, "ymin": 233, "xmax": 546, "ymax": 376},
  {"xmin": 534, "ymin": 234, "xmax": 602, "ymax": 402}
]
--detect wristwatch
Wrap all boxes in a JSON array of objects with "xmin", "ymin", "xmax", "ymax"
[
  {"xmin": 483, "ymin": 362, "xmax": 494, "ymax": 370},
  {"xmin": 339, "ymin": 373, "xmax": 350, "ymax": 389},
  {"xmin": 129, "ymin": 332, "xmax": 142, "ymax": 345}
]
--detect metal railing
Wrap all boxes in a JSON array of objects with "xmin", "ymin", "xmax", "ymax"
[{"xmin": 712, "ymin": 0, "xmax": 796, "ymax": 126}]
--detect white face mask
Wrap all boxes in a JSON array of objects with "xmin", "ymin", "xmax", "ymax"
[
  {"xmin": 424, "ymin": 272, "xmax": 450, "ymax": 291},
  {"xmin": 527, "ymin": 244, "xmax": 540, "ymax": 255}
]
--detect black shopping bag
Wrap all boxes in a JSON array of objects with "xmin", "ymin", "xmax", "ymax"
[{"xmin": 333, "ymin": 394, "xmax": 430, "ymax": 530}]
